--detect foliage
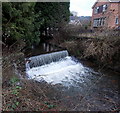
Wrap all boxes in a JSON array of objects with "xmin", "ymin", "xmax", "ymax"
[
  {"xmin": 7, "ymin": 100, "xmax": 19, "ymax": 111},
  {"xmin": 2, "ymin": 2, "xmax": 70, "ymax": 46},
  {"xmin": 2, "ymin": 3, "xmax": 70, "ymax": 111},
  {"xmin": 10, "ymin": 76, "xmax": 21, "ymax": 95},
  {"xmin": 2, "ymin": 2, "xmax": 41, "ymax": 46},
  {"xmin": 10, "ymin": 76, "xmax": 19, "ymax": 85},
  {"xmin": 35, "ymin": 2, "xmax": 70, "ymax": 36},
  {"xmin": 44, "ymin": 101, "xmax": 56, "ymax": 109},
  {"xmin": 3, "ymin": 76, "xmax": 22, "ymax": 111}
]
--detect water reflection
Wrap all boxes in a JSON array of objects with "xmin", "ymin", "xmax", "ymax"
[{"xmin": 25, "ymin": 42, "xmax": 62, "ymax": 57}]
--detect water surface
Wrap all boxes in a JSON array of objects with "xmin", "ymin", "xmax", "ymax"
[{"xmin": 25, "ymin": 43, "xmax": 120, "ymax": 111}]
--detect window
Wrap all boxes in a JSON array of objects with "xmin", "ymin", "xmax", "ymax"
[
  {"xmin": 93, "ymin": 19, "xmax": 97, "ymax": 27},
  {"xmin": 102, "ymin": 18, "xmax": 106, "ymax": 26},
  {"xmin": 94, "ymin": 5, "xmax": 107, "ymax": 14},
  {"xmin": 99, "ymin": 5, "xmax": 103, "ymax": 13},
  {"xmin": 115, "ymin": 17, "xmax": 119, "ymax": 24},
  {"xmin": 93, "ymin": 18, "xmax": 106, "ymax": 27},
  {"xmin": 103, "ymin": 4, "xmax": 107, "ymax": 12},
  {"xmin": 98, "ymin": 19, "xmax": 100, "ymax": 26},
  {"xmin": 101, "ymin": 18, "xmax": 105, "ymax": 26},
  {"xmin": 94, "ymin": 7, "xmax": 99, "ymax": 14},
  {"xmin": 93, "ymin": 19, "xmax": 100, "ymax": 27},
  {"xmin": 94, "ymin": 8, "xmax": 97, "ymax": 14}
]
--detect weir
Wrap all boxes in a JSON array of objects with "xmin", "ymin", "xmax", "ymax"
[
  {"xmin": 26, "ymin": 50, "xmax": 86, "ymax": 85},
  {"xmin": 25, "ymin": 46, "xmax": 120, "ymax": 111},
  {"xmin": 26, "ymin": 50, "xmax": 69, "ymax": 68}
]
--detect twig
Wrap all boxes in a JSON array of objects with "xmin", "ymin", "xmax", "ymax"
[{"xmin": 5, "ymin": 17, "xmax": 12, "ymax": 26}]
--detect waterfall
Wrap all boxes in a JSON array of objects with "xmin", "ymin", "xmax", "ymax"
[
  {"xmin": 26, "ymin": 50, "xmax": 69, "ymax": 69},
  {"xmin": 26, "ymin": 50, "xmax": 97, "ymax": 86}
]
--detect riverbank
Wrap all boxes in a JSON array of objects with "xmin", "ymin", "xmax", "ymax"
[
  {"xmin": 2, "ymin": 47, "xmax": 64, "ymax": 111},
  {"xmin": 2, "ymin": 38, "xmax": 120, "ymax": 111},
  {"xmin": 50, "ymin": 29, "xmax": 120, "ymax": 73},
  {"xmin": 2, "ymin": 28, "xmax": 120, "ymax": 111}
]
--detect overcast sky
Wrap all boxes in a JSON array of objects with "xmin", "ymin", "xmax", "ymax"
[{"xmin": 70, "ymin": 0, "xmax": 97, "ymax": 16}]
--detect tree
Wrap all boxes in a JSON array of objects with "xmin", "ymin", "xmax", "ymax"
[
  {"xmin": 2, "ymin": 2, "xmax": 41, "ymax": 46},
  {"xmin": 35, "ymin": 2, "xmax": 70, "ymax": 37},
  {"xmin": 2, "ymin": 2, "xmax": 70, "ymax": 46}
]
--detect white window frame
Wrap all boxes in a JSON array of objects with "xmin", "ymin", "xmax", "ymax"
[
  {"xmin": 103, "ymin": 4, "xmax": 107, "ymax": 12},
  {"xmin": 93, "ymin": 18, "xmax": 106, "ymax": 27},
  {"xmin": 93, "ymin": 19, "xmax": 97, "ymax": 27},
  {"xmin": 115, "ymin": 17, "xmax": 119, "ymax": 24},
  {"xmin": 94, "ymin": 7, "xmax": 99, "ymax": 14}
]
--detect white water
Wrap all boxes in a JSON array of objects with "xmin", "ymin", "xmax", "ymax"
[
  {"xmin": 26, "ymin": 56, "xmax": 88, "ymax": 85},
  {"xmin": 27, "ymin": 50, "xmax": 68, "ymax": 68}
]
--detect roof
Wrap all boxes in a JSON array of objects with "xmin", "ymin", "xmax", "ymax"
[
  {"xmin": 92, "ymin": 0, "xmax": 120, "ymax": 8},
  {"xmin": 109, "ymin": 0, "xmax": 120, "ymax": 2},
  {"xmin": 95, "ymin": 0, "xmax": 120, "ymax": 2}
]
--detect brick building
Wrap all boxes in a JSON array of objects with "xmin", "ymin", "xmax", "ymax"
[{"xmin": 91, "ymin": 0, "xmax": 120, "ymax": 29}]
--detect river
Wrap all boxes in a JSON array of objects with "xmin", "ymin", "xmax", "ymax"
[{"xmin": 25, "ymin": 43, "xmax": 120, "ymax": 111}]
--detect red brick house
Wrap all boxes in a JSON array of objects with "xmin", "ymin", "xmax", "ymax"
[{"xmin": 91, "ymin": 0, "xmax": 120, "ymax": 29}]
